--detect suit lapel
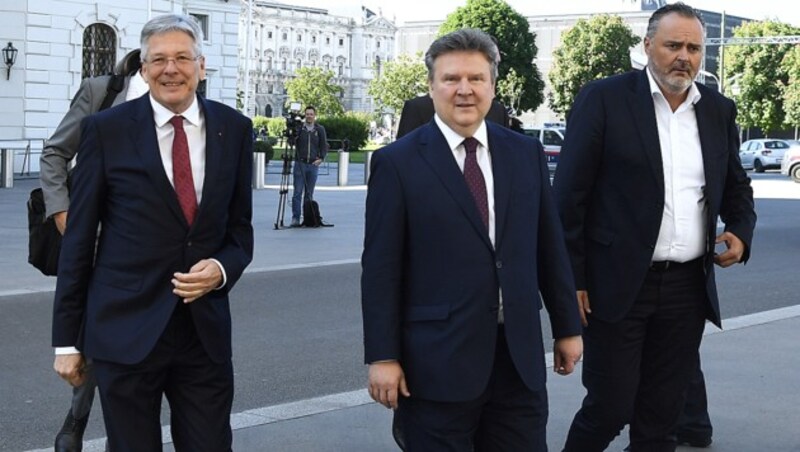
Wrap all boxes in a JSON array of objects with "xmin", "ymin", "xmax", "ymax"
[
  {"xmin": 631, "ymin": 70, "xmax": 665, "ymax": 196},
  {"xmin": 488, "ymin": 123, "xmax": 511, "ymax": 250},
  {"xmin": 693, "ymin": 94, "xmax": 718, "ymax": 198},
  {"xmin": 130, "ymin": 96, "xmax": 189, "ymax": 227},
  {"xmin": 418, "ymin": 123, "xmax": 493, "ymax": 249},
  {"xmin": 197, "ymin": 96, "xmax": 223, "ymax": 222}
]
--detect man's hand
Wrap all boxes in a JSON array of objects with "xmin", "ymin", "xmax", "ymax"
[
  {"xmin": 576, "ymin": 290, "xmax": 591, "ymax": 327},
  {"xmin": 313, "ymin": 158, "xmax": 323, "ymax": 167},
  {"xmin": 54, "ymin": 353, "xmax": 87, "ymax": 387},
  {"xmin": 54, "ymin": 211, "xmax": 68, "ymax": 235},
  {"xmin": 368, "ymin": 361, "xmax": 410, "ymax": 409},
  {"xmin": 553, "ymin": 335, "xmax": 583, "ymax": 376},
  {"xmin": 172, "ymin": 259, "xmax": 223, "ymax": 303},
  {"xmin": 714, "ymin": 231, "xmax": 745, "ymax": 268}
]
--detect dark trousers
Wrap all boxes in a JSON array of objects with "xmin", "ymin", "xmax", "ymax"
[
  {"xmin": 563, "ymin": 259, "xmax": 707, "ymax": 452},
  {"xmin": 677, "ymin": 355, "xmax": 712, "ymax": 441},
  {"xmin": 93, "ymin": 303, "xmax": 233, "ymax": 452},
  {"xmin": 396, "ymin": 328, "xmax": 549, "ymax": 452}
]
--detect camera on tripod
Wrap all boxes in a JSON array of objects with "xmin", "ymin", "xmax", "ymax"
[{"xmin": 283, "ymin": 101, "xmax": 304, "ymax": 147}]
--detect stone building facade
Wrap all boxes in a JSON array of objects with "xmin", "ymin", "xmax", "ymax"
[{"xmin": 239, "ymin": 2, "xmax": 396, "ymax": 117}]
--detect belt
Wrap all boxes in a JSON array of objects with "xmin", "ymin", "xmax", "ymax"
[
  {"xmin": 649, "ymin": 257, "xmax": 703, "ymax": 272},
  {"xmin": 298, "ymin": 157, "xmax": 317, "ymax": 164}
]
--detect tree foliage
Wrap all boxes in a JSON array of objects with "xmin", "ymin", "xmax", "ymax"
[
  {"xmin": 722, "ymin": 20, "xmax": 800, "ymax": 134},
  {"xmin": 548, "ymin": 14, "xmax": 640, "ymax": 118},
  {"xmin": 368, "ymin": 53, "xmax": 428, "ymax": 115},
  {"xmin": 780, "ymin": 45, "xmax": 800, "ymax": 130},
  {"xmin": 438, "ymin": 0, "xmax": 545, "ymax": 112},
  {"xmin": 496, "ymin": 67, "xmax": 524, "ymax": 114},
  {"xmin": 284, "ymin": 67, "xmax": 344, "ymax": 117}
]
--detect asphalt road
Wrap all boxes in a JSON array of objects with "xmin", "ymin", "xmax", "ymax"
[{"xmin": 1, "ymin": 172, "xmax": 797, "ymax": 451}]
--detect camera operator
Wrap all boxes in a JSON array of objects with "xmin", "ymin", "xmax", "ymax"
[{"xmin": 290, "ymin": 105, "xmax": 328, "ymax": 227}]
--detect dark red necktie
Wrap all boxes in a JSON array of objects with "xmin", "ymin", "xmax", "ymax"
[
  {"xmin": 169, "ymin": 115, "xmax": 197, "ymax": 225},
  {"xmin": 462, "ymin": 137, "xmax": 488, "ymax": 230}
]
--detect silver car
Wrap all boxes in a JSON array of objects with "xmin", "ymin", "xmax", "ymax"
[
  {"xmin": 780, "ymin": 140, "xmax": 800, "ymax": 183},
  {"xmin": 739, "ymin": 139, "xmax": 795, "ymax": 173}
]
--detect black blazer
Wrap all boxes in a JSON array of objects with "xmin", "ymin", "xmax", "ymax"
[
  {"xmin": 553, "ymin": 70, "xmax": 756, "ymax": 327},
  {"xmin": 396, "ymin": 94, "xmax": 510, "ymax": 139},
  {"xmin": 52, "ymin": 94, "xmax": 254, "ymax": 364},
  {"xmin": 362, "ymin": 120, "xmax": 581, "ymax": 402}
]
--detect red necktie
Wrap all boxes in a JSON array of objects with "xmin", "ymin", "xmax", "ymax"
[
  {"xmin": 462, "ymin": 137, "xmax": 488, "ymax": 230},
  {"xmin": 169, "ymin": 115, "xmax": 197, "ymax": 225}
]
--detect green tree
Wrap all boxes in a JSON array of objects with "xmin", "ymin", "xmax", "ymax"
[
  {"xmin": 548, "ymin": 14, "xmax": 640, "ymax": 118},
  {"xmin": 780, "ymin": 45, "xmax": 800, "ymax": 132},
  {"xmin": 438, "ymin": 0, "xmax": 545, "ymax": 112},
  {"xmin": 496, "ymin": 67, "xmax": 524, "ymax": 114},
  {"xmin": 284, "ymin": 67, "xmax": 344, "ymax": 117},
  {"xmin": 368, "ymin": 53, "xmax": 428, "ymax": 115},
  {"xmin": 722, "ymin": 20, "xmax": 800, "ymax": 134}
]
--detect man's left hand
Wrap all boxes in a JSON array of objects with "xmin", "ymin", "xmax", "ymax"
[
  {"xmin": 553, "ymin": 335, "xmax": 583, "ymax": 376},
  {"xmin": 313, "ymin": 158, "xmax": 323, "ymax": 167},
  {"xmin": 714, "ymin": 231, "xmax": 745, "ymax": 268},
  {"xmin": 172, "ymin": 259, "xmax": 223, "ymax": 303}
]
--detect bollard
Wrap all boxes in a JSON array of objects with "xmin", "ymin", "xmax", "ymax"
[
  {"xmin": 1, "ymin": 148, "xmax": 13, "ymax": 188},
  {"xmin": 252, "ymin": 151, "xmax": 266, "ymax": 189},
  {"xmin": 364, "ymin": 151, "xmax": 373, "ymax": 185},
  {"xmin": 337, "ymin": 150, "xmax": 349, "ymax": 186}
]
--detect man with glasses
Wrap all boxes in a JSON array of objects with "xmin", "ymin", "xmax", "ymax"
[{"xmin": 52, "ymin": 14, "xmax": 253, "ymax": 450}]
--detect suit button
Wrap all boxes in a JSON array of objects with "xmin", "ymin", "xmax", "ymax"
[
  {"xmin": 649, "ymin": 244, "xmax": 655, "ymax": 250},
  {"xmin": 495, "ymin": 261, "xmax": 503, "ymax": 269},
  {"xmin": 187, "ymin": 241, "xmax": 193, "ymax": 247}
]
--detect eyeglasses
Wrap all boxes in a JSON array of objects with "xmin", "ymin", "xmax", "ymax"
[{"xmin": 145, "ymin": 55, "xmax": 201, "ymax": 68}]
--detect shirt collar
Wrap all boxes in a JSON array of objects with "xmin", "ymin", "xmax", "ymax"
[
  {"xmin": 645, "ymin": 67, "xmax": 702, "ymax": 106},
  {"xmin": 433, "ymin": 114, "xmax": 489, "ymax": 151},
  {"xmin": 125, "ymin": 70, "xmax": 150, "ymax": 102},
  {"xmin": 150, "ymin": 94, "xmax": 201, "ymax": 128}
]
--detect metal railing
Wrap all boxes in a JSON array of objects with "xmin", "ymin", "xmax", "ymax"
[{"xmin": 0, "ymin": 139, "xmax": 45, "ymax": 188}]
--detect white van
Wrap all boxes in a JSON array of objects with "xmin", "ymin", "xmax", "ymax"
[{"xmin": 522, "ymin": 123, "xmax": 566, "ymax": 172}]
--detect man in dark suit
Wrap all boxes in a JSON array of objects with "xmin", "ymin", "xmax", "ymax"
[
  {"xmin": 396, "ymin": 94, "xmax": 510, "ymax": 139},
  {"xmin": 554, "ymin": 3, "xmax": 756, "ymax": 451},
  {"xmin": 362, "ymin": 28, "xmax": 583, "ymax": 451},
  {"xmin": 52, "ymin": 14, "xmax": 253, "ymax": 451}
]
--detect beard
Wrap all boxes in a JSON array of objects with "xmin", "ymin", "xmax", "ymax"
[{"xmin": 651, "ymin": 63, "xmax": 695, "ymax": 95}]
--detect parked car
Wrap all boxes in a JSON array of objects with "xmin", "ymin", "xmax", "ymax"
[
  {"xmin": 739, "ymin": 139, "xmax": 795, "ymax": 173},
  {"xmin": 780, "ymin": 140, "xmax": 800, "ymax": 183},
  {"xmin": 522, "ymin": 125, "xmax": 566, "ymax": 172}
]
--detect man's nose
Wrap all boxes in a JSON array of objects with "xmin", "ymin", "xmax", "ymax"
[{"xmin": 456, "ymin": 78, "xmax": 472, "ymax": 95}]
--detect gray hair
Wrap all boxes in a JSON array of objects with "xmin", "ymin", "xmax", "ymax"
[
  {"xmin": 140, "ymin": 14, "xmax": 204, "ymax": 62},
  {"xmin": 424, "ymin": 28, "xmax": 499, "ymax": 83},
  {"xmin": 646, "ymin": 2, "xmax": 705, "ymax": 39}
]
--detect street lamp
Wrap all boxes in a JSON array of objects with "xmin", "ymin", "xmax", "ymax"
[
  {"xmin": 3, "ymin": 42, "xmax": 18, "ymax": 80},
  {"xmin": 698, "ymin": 69, "xmax": 721, "ymax": 93}
]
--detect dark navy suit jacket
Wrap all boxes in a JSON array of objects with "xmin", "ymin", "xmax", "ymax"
[
  {"xmin": 361, "ymin": 119, "xmax": 581, "ymax": 402},
  {"xmin": 52, "ymin": 94, "xmax": 254, "ymax": 364},
  {"xmin": 553, "ymin": 70, "xmax": 756, "ymax": 327}
]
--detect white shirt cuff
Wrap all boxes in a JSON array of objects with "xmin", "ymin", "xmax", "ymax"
[
  {"xmin": 55, "ymin": 346, "xmax": 80, "ymax": 355},
  {"xmin": 209, "ymin": 258, "xmax": 227, "ymax": 289}
]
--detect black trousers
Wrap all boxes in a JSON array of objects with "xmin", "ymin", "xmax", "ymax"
[
  {"xmin": 93, "ymin": 303, "xmax": 234, "ymax": 452},
  {"xmin": 677, "ymin": 354, "xmax": 713, "ymax": 441},
  {"xmin": 563, "ymin": 259, "xmax": 707, "ymax": 452},
  {"xmin": 396, "ymin": 327, "xmax": 549, "ymax": 452}
]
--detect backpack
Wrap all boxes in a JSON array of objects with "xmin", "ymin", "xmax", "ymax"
[
  {"xmin": 302, "ymin": 199, "xmax": 323, "ymax": 228},
  {"xmin": 27, "ymin": 75, "xmax": 125, "ymax": 276}
]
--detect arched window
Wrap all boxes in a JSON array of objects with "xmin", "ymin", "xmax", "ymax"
[{"xmin": 82, "ymin": 23, "xmax": 117, "ymax": 78}]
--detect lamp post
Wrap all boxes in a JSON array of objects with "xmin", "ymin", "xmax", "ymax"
[{"xmin": 3, "ymin": 42, "xmax": 18, "ymax": 80}]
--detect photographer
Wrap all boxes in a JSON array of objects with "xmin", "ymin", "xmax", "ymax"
[{"xmin": 290, "ymin": 105, "xmax": 328, "ymax": 227}]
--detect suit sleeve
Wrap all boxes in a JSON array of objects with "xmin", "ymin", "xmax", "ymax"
[
  {"xmin": 361, "ymin": 149, "xmax": 406, "ymax": 363},
  {"xmin": 552, "ymin": 83, "xmax": 605, "ymax": 290},
  {"xmin": 52, "ymin": 116, "xmax": 107, "ymax": 347},
  {"xmin": 719, "ymin": 102, "xmax": 756, "ymax": 262},
  {"xmin": 210, "ymin": 116, "xmax": 254, "ymax": 291},
  {"xmin": 39, "ymin": 77, "xmax": 107, "ymax": 218},
  {"xmin": 534, "ymin": 141, "xmax": 582, "ymax": 339}
]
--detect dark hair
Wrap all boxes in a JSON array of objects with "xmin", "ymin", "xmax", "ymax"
[
  {"xmin": 114, "ymin": 49, "xmax": 142, "ymax": 76},
  {"xmin": 646, "ymin": 2, "xmax": 705, "ymax": 39},
  {"xmin": 305, "ymin": 105, "xmax": 316, "ymax": 113},
  {"xmin": 424, "ymin": 28, "xmax": 499, "ymax": 83}
]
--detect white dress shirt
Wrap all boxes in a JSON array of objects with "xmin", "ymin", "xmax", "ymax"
[
  {"xmin": 125, "ymin": 70, "xmax": 149, "ymax": 101},
  {"xmin": 646, "ymin": 68, "xmax": 707, "ymax": 263}
]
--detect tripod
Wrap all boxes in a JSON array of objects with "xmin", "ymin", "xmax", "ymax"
[{"xmin": 274, "ymin": 138, "xmax": 295, "ymax": 229}]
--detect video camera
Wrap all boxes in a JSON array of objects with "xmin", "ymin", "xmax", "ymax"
[{"xmin": 283, "ymin": 101, "xmax": 304, "ymax": 145}]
